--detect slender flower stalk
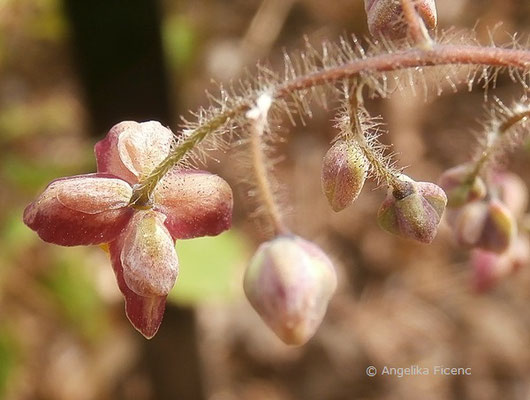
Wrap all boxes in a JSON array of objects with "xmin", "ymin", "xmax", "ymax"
[
  {"xmin": 247, "ymin": 93, "xmax": 289, "ymax": 236},
  {"xmin": 400, "ymin": 0, "xmax": 435, "ymax": 49}
]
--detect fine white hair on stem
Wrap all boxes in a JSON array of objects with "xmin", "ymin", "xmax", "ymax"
[{"xmin": 246, "ymin": 92, "xmax": 289, "ymax": 237}]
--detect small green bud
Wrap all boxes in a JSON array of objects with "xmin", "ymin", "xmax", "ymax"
[
  {"xmin": 321, "ymin": 140, "xmax": 368, "ymax": 212},
  {"xmin": 377, "ymin": 176, "xmax": 447, "ymax": 243},
  {"xmin": 243, "ymin": 235, "xmax": 337, "ymax": 346},
  {"xmin": 438, "ymin": 163, "xmax": 486, "ymax": 208},
  {"xmin": 453, "ymin": 199, "xmax": 516, "ymax": 253}
]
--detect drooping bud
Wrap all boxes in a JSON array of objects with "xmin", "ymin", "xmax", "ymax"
[
  {"xmin": 321, "ymin": 140, "xmax": 368, "ymax": 212},
  {"xmin": 243, "ymin": 235, "xmax": 337, "ymax": 346},
  {"xmin": 120, "ymin": 210, "xmax": 179, "ymax": 297},
  {"xmin": 491, "ymin": 171, "xmax": 528, "ymax": 218},
  {"xmin": 364, "ymin": 0, "xmax": 437, "ymax": 40},
  {"xmin": 471, "ymin": 235, "xmax": 530, "ymax": 292},
  {"xmin": 438, "ymin": 163, "xmax": 486, "ymax": 208},
  {"xmin": 377, "ymin": 175, "xmax": 447, "ymax": 243},
  {"xmin": 453, "ymin": 199, "xmax": 516, "ymax": 253}
]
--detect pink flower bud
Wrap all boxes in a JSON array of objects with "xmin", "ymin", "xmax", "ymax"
[
  {"xmin": 491, "ymin": 172, "xmax": 528, "ymax": 218},
  {"xmin": 471, "ymin": 235, "xmax": 530, "ymax": 292},
  {"xmin": 377, "ymin": 177, "xmax": 447, "ymax": 243},
  {"xmin": 243, "ymin": 235, "xmax": 337, "ymax": 346},
  {"xmin": 453, "ymin": 199, "xmax": 516, "ymax": 253},
  {"xmin": 364, "ymin": 0, "xmax": 437, "ymax": 39},
  {"xmin": 321, "ymin": 140, "xmax": 368, "ymax": 212},
  {"xmin": 438, "ymin": 163, "xmax": 486, "ymax": 208}
]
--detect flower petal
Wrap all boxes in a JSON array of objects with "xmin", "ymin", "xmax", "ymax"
[
  {"xmin": 154, "ymin": 169, "xmax": 233, "ymax": 239},
  {"xmin": 23, "ymin": 174, "xmax": 134, "ymax": 246},
  {"xmin": 95, "ymin": 121, "xmax": 174, "ymax": 184},
  {"xmin": 120, "ymin": 210, "xmax": 179, "ymax": 297},
  {"xmin": 109, "ymin": 237, "xmax": 167, "ymax": 339}
]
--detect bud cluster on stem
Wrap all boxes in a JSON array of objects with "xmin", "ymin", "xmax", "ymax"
[
  {"xmin": 321, "ymin": 84, "xmax": 447, "ymax": 244},
  {"xmin": 438, "ymin": 100, "xmax": 530, "ymax": 291}
]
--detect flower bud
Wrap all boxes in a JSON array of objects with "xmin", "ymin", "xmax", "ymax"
[
  {"xmin": 471, "ymin": 235, "xmax": 530, "ymax": 292},
  {"xmin": 321, "ymin": 140, "xmax": 368, "ymax": 212},
  {"xmin": 438, "ymin": 163, "xmax": 486, "ymax": 208},
  {"xmin": 453, "ymin": 199, "xmax": 516, "ymax": 253},
  {"xmin": 243, "ymin": 235, "xmax": 337, "ymax": 346},
  {"xmin": 364, "ymin": 0, "xmax": 437, "ymax": 40},
  {"xmin": 377, "ymin": 177, "xmax": 447, "ymax": 244},
  {"xmin": 491, "ymin": 172, "xmax": 528, "ymax": 217}
]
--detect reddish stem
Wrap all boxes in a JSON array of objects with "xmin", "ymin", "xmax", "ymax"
[{"xmin": 277, "ymin": 44, "xmax": 529, "ymax": 95}]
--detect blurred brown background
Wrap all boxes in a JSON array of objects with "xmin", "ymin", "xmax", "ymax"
[{"xmin": 1, "ymin": 0, "xmax": 530, "ymax": 399}]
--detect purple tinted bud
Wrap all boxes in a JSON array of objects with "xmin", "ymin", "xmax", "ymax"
[
  {"xmin": 377, "ymin": 176, "xmax": 447, "ymax": 243},
  {"xmin": 454, "ymin": 199, "xmax": 516, "ymax": 254},
  {"xmin": 364, "ymin": 0, "xmax": 437, "ymax": 39},
  {"xmin": 438, "ymin": 163, "xmax": 486, "ymax": 208},
  {"xmin": 471, "ymin": 235, "xmax": 530, "ymax": 292},
  {"xmin": 321, "ymin": 140, "xmax": 368, "ymax": 212},
  {"xmin": 491, "ymin": 172, "xmax": 528, "ymax": 218},
  {"xmin": 243, "ymin": 235, "xmax": 337, "ymax": 345}
]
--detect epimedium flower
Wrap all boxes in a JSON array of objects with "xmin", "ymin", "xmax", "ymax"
[{"xmin": 23, "ymin": 121, "xmax": 234, "ymax": 338}]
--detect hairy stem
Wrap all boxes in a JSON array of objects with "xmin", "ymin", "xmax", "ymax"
[
  {"xmin": 471, "ymin": 104, "xmax": 530, "ymax": 178},
  {"xmin": 278, "ymin": 45, "xmax": 529, "ymax": 94},
  {"xmin": 346, "ymin": 86, "xmax": 405, "ymax": 192},
  {"xmin": 248, "ymin": 101, "xmax": 289, "ymax": 236},
  {"xmin": 132, "ymin": 43, "xmax": 530, "ymax": 203},
  {"xmin": 129, "ymin": 105, "xmax": 245, "ymax": 207}
]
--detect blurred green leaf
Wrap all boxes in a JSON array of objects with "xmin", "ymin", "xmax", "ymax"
[
  {"xmin": 1, "ymin": 154, "xmax": 81, "ymax": 193},
  {"xmin": 163, "ymin": 15, "xmax": 196, "ymax": 71},
  {"xmin": 0, "ymin": 96, "xmax": 77, "ymax": 143},
  {"xmin": 0, "ymin": 209, "xmax": 36, "ymax": 263},
  {"xmin": 168, "ymin": 230, "xmax": 250, "ymax": 306},
  {"xmin": 42, "ymin": 249, "xmax": 107, "ymax": 339},
  {"xmin": 0, "ymin": 328, "xmax": 18, "ymax": 398}
]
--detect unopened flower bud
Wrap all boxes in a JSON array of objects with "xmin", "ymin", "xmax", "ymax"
[
  {"xmin": 471, "ymin": 235, "xmax": 530, "ymax": 292},
  {"xmin": 321, "ymin": 140, "xmax": 368, "ymax": 212},
  {"xmin": 491, "ymin": 172, "xmax": 528, "ymax": 217},
  {"xmin": 438, "ymin": 163, "xmax": 486, "ymax": 208},
  {"xmin": 243, "ymin": 235, "xmax": 337, "ymax": 346},
  {"xmin": 377, "ymin": 176, "xmax": 447, "ymax": 244},
  {"xmin": 453, "ymin": 199, "xmax": 516, "ymax": 253},
  {"xmin": 364, "ymin": 0, "xmax": 437, "ymax": 39}
]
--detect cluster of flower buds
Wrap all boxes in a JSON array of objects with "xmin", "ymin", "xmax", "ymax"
[
  {"xmin": 24, "ymin": 121, "xmax": 234, "ymax": 338},
  {"xmin": 321, "ymin": 135, "xmax": 447, "ymax": 244},
  {"xmin": 243, "ymin": 235, "xmax": 337, "ymax": 345},
  {"xmin": 439, "ymin": 165, "xmax": 529, "ymax": 290},
  {"xmin": 364, "ymin": 0, "xmax": 437, "ymax": 39}
]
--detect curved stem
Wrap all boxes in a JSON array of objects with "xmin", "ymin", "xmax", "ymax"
[
  {"xmin": 277, "ymin": 44, "xmax": 529, "ymax": 95},
  {"xmin": 249, "ymin": 105, "xmax": 289, "ymax": 236},
  {"xmin": 132, "ymin": 43, "xmax": 530, "ymax": 203},
  {"xmin": 471, "ymin": 105, "xmax": 530, "ymax": 178},
  {"xmin": 346, "ymin": 85, "xmax": 404, "ymax": 190}
]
